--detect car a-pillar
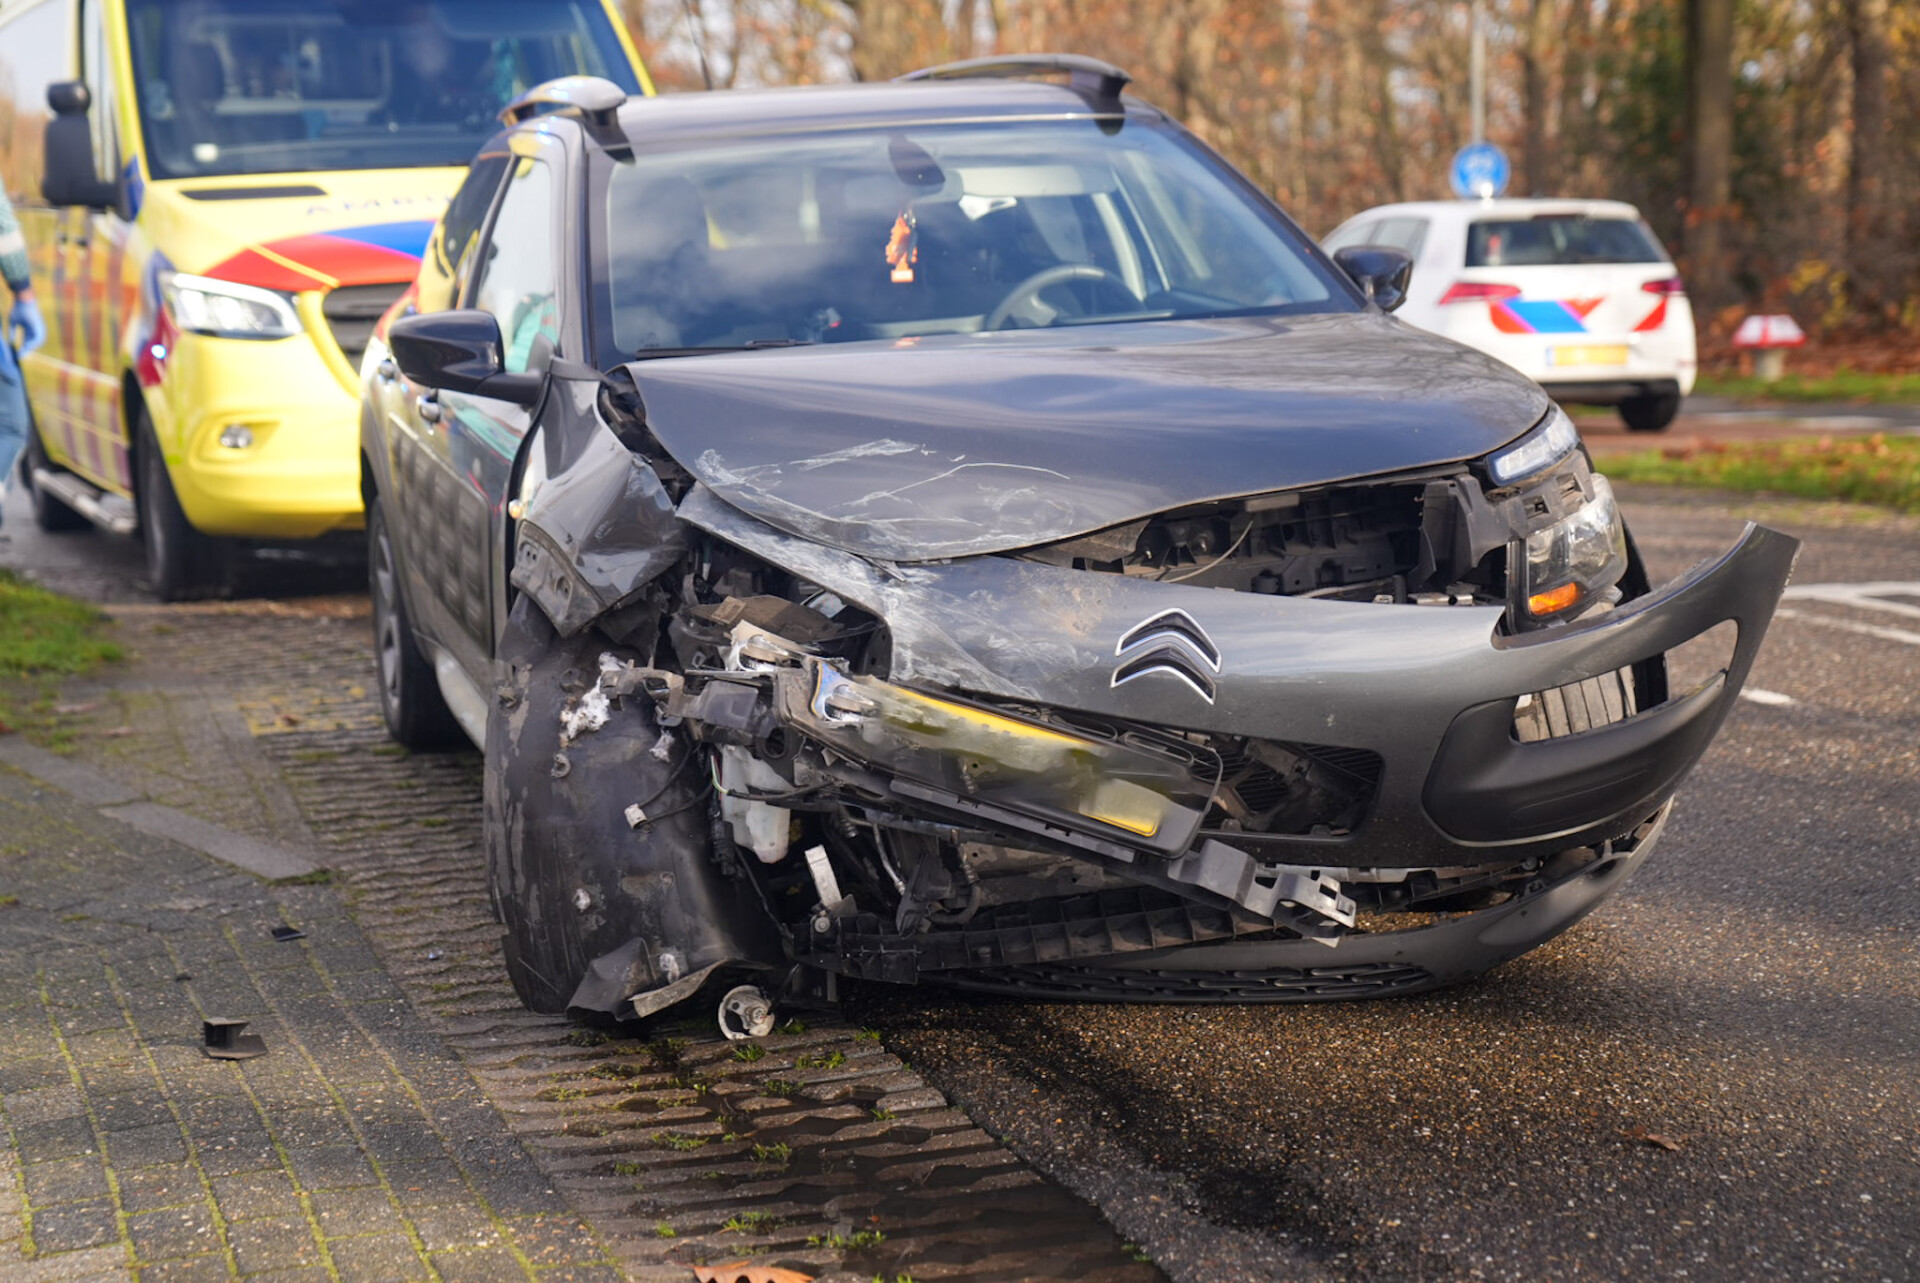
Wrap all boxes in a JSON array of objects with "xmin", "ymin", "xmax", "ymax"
[{"xmin": 483, "ymin": 594, "xmax": 782, "ymax": 1018}]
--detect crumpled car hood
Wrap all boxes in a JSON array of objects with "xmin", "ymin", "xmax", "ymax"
[{"xmin": 630, "ymin": 312, "xmax": 1551, "ymax": 562}]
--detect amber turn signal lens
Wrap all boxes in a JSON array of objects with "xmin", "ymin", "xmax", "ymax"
[{"xmin": 1528, "ymin": 581, "xmax": 1582, "ymax": 616}]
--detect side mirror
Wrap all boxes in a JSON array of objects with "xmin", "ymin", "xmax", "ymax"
[
  {"xmin": 388, "ymin": 309, "xmax": 546, "ymax": 405},
  {"xmin": 41, "ymin": 81, "xmax": 121, "ymax": 210},
  {"xmin": 1333, "ymin": 245, "xmax": 1414, "ymax": 313}
]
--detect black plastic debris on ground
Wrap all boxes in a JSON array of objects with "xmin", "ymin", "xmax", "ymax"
[
  {"xmin": 270, "ymin": 925, "xmax": 306, "ymax": 942},
  {"xmin": 202, "ymin": 1017, "xmax": 268, "ymax": 1060}
]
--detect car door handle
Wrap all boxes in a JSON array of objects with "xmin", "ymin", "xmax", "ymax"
[
  {"xmin": 416, "ymin": 394, "xmax": 442, "ymax": 424},
  {"xmin": 377, "ymin": 358, "xmax": 397, "ymax": 382}
]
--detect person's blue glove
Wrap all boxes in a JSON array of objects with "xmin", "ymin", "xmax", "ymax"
[{"xmin": 10, "ymin": 296, "xmax": 47, "ymax": 355}]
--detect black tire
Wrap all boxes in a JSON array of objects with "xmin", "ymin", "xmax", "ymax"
[
  {"xmin": 135, "ymin": 412, "xmax": 229, "ymax": 600},
  {"xmin": 367, "ymin": 492, "xmax": 462, "ymax": 750},
  {"xmin": 20, "ymin": 418, "xmax": 90, "ymax": 533},
  {"xmin": 1619, "ymin": 391, "xmax": 1681, "ymax": 433},
  {"xmin": 484, "ymin": 596, "xmax": 778, "ymax": 1016}
]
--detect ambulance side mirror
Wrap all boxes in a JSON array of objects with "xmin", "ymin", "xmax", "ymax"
[{"xmin": 42, "ymin": 81, "xmax": 121, "ymax": 211}]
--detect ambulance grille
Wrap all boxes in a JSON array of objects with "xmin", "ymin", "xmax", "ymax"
[{"xmin": 321, "ymin": 283, "xmax": 408, "ymax": 373}]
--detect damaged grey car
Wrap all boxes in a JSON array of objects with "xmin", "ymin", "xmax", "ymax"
[{"xmin": 358, "ymin": 57, "xmax": 1798, "ymax": 1031}]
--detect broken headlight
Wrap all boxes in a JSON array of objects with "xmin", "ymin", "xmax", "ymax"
[
  {"xmin": 1519, "ymin": 473, "xmax": 1627, "ymax": 621},
  {"xmin": 780, "ymin": 661, "xmax": 1219, "ymax": 857},
  {"xmin": 1487, "ymin": 405, "xmax": 1581, "ymax": 486}
]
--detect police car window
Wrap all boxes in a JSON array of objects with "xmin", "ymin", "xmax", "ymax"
[
  {"xmin": 600, "ymin": 119, "xmax": 1355, "ymax": 356},
  {"xmin": 1321, "ymin": 220, "xmax": 1377, "ymax": 253},
  {"xmin": 1370, "ymin": 217, "xmax": 1429, "ymax": 258},
  {"xmin": 1466, "ymin": 217, "xmax": 1665, "ymax": 267},
  {"xmin": 469, "ymin": 157, "xmax": 558, "ymax": 374}
]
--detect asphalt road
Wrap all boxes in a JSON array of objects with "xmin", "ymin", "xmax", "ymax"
[
  {"xmin": 4, "ymin": 446, "xmax": 1918, "ymax": 1282},
  {"xmin": 856, "ymin": 488, "xmax": 1920, "ymax": 1281}
]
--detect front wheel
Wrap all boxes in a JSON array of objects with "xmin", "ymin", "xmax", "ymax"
[
  {"xmin": 1619, "ymin": 391, "xmax": 1681, "ymax": 433},
  {"xmin": 135, "ymin": 413, "xmax": 230, "ymax": 600}
]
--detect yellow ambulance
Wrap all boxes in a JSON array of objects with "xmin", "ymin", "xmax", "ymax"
[{"xmin": 0, "ymin": 0, "xmax": 648, "ymax": 597}]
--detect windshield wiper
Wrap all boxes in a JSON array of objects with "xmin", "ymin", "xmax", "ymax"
[{"xmin": 630, "ymin": 339, "xmax": 813, "ymax": 360}]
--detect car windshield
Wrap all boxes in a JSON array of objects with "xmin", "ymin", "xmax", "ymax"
[
  {"xmin": 1465, "ymin": 216, "xmax": 1667, "ymax": 267},
  {"xmin": 599, "ymin": 120, "xmax": 1356, "ymax": 356},
  {"xmin": 125, "ymin": 0, "xmax": 639, "ymax": 180}
]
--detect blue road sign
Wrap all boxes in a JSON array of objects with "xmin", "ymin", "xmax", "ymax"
[{"xmin": 1450, "ymin": 142, "xmax": 1510, "ymax": 199}]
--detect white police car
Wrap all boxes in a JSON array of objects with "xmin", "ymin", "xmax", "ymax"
[{"xmin": 1324, "ymin": 198, "xmax": 1696, "ymax": 431}]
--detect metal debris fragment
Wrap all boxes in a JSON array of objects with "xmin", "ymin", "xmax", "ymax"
[
  {"xmin": 717, "ymin": 985, "xmax": 776, "ymax": 1041},
  {"xmin": 202, "ymin": 1018, "xmax": 268, "ymax": 1060}
]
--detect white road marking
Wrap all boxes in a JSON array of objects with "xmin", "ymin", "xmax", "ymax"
[
  {"xmin": 1739, "ymin": 688, "xmax": 1796, "ymax": 707},
  {"xmin": 1780, "ymin": 581, "xmax": 1920, "ymax": 623},
  {"xmin": 1775, "ymin": 607, "xmax": 1920, "ymax": 648}
]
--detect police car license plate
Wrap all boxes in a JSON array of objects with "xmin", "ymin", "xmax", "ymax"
[{"xmin": 1548, "ymin": 344, "xmax": 1629, "ymax": 367}]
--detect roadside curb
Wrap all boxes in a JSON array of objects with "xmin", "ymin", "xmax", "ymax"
[{"xmin": 0, "ymin": 737, "xmax": 320, "ymax": 880}]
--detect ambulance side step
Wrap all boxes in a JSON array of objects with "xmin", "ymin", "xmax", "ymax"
[{"xmin": 31, "ymin": 468, "xmax": 140, "ymax": 536}]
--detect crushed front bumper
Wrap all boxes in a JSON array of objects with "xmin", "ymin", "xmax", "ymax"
[{"xmin": 682, "ymin": 488, "xmax": 1798, "ymax": 871}]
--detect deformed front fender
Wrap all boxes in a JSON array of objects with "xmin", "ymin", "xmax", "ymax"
[
  {"xmin": 510, "ymin": 420, "xmax": 686, "ymax": 639},
  {"xmin": 485, "ymin": 596, "xmax": 784, "ymax": 1015}
]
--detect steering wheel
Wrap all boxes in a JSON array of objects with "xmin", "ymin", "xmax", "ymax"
[{"xmin": 983, "ymin": 264, "xmax": 1141, "ymax": 331}]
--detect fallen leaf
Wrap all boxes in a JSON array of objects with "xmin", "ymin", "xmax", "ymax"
[
  {"xmin": 279, "ymin": 713, "xmax": 302, "ymax": 726},
  {"xmin": 53, "ymin": 702, "xmax": 99, "ymax": 716},
  {"xmin": 99, "ymin": 726, "xmax": 136, "ymax": 738},
  {"xmin": 1621, "ymin": 1125, "xmax": 1686, "ymax": 1152},
  {"xmin": 691, "ymin": 1264, "xmax": 814, "ymax": 1283}
]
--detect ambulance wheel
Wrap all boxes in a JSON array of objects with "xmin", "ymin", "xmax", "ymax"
[{"xmin": 135, "ymin": 411, "xmax": 230, "ymax": 601}]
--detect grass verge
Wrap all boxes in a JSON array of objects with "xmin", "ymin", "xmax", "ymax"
[
  {"xmin": 0, "ymin": 570, "xmax": 122, "ymax": 738},
  {"xmin": 1603, "ymin": 433, "xmax": 1920, "ymax": 514},
  {"xmin": 1692, "ymin": 369, "xmax": 1920, "ymax": 404}
]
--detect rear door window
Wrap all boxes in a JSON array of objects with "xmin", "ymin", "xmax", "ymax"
[{"xmin": 1466, "ymin": 217, "xmax": 1666, "ymax": 267}]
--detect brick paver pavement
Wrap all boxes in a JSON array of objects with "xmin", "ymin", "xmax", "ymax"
[{"xmin": 1, "ymin": 594, "xmax": 1160, "ymax": 1282}]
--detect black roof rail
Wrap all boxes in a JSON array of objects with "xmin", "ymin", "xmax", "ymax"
[
  {"xmin": 894, "ymin": 54, "xmax": 1132, "ymax": 107},
  {"xmin": 499, "ymin": 75, "xmax": 628, "ymax": 128}
]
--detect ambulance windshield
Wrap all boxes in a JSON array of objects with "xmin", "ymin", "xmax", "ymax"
[{"xmin": 125, "ymin": 0, "xmax": 639, "ymax": 180}]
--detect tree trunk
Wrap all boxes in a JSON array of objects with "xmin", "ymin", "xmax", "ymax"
[
  {"xmin": 1844, "ymin": 0, "xmax": 1891, "ymax": 319},
  {"xmin": 1523, "ymin": 0, "xmax": 1556, "ymax": 195},
  {"xmin": 1683, "ymin": 0, "xmax": 1735, "ymax": 310}
]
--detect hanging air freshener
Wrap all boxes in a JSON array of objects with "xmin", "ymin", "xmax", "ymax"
[{"xmin": 886, "ymin": 210, "xmax": 918, "ymax": 284}]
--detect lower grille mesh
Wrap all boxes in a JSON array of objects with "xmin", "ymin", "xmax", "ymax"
[{"xmin": 1514, "ymin": 667, "xmax": 1638, "ymax": 741}]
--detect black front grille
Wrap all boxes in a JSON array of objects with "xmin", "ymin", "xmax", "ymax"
[{"xmin": 321, "ymin": 282, "xmax": 408, "ymax": 372}]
